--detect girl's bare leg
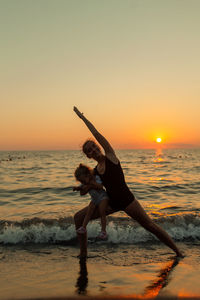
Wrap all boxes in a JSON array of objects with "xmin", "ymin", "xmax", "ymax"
[
  {"xmin": 74, "ymin": 205, "xmax": 114, "ymax": 257},
  {"xmin": 125, "ymin": 199, "xmax": 183, "ymax": 257}
]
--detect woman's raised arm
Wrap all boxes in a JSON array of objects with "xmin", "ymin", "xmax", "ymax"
[{"xmin": 73, "ymin": 106, "xmax": 115, "ymax": 155}]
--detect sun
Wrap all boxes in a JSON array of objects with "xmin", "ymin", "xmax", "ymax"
[{"xmin": 156, "ymin": 137, "xmax": 162, "ymax": 143}]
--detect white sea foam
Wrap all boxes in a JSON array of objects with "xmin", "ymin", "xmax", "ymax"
[
  {"xmin": 0, "ymin": 214, "xmax": 200, "ymax": 245},
  {"xmin": 0, "ymin": 223, "xmax": 75, "ymax": 244}
]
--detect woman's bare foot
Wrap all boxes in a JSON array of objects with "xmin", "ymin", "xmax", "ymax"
[
  {"xmin": 176, "ymin": 250, "xmax": 185, "ymax": 258},
  {"xmin": 77, "ymin": 251, "xmax": 87, "ymax": 259}
]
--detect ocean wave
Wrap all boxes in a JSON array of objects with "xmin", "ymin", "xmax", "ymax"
[
  {"xmin": 0, "ymin": 214, "xmax": 200, "ymax": 245},
  {"xmin": 146, "ymin": 182, "xmax": 199, "ymax": 193},
  {"xmin": 0, "ymin": 186, "xmax": 72, "ymax": 195}
]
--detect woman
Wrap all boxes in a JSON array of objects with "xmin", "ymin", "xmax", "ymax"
[{"xmin": 73, "ymin": 106, "xmax": 183, "ymax": 258}]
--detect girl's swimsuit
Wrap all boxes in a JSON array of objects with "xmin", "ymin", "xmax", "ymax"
[
  {"xmin": 79, "ymin": 175, "xmax": 108, "ymax": 206},
  {"xmin": 88, "ymin": 175, "xmax": 108, "ymax": 206},
  {"xmin": 95, "ymin": 156, "xmax": 135, "ymax": 210}
]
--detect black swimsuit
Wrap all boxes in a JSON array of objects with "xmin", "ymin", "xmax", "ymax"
[{"xmin": 95, "ymin": 156, "xmax": 135, "ymax": 210}]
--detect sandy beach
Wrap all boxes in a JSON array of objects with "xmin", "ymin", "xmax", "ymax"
[{"xmin": 1, "ymin": 242, "xmax": 200, "ymax": 300}]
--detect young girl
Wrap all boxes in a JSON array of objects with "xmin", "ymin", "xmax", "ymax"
[{"xmin": 73, "ymin": 163, "xmax": 109, "ymax": 240}]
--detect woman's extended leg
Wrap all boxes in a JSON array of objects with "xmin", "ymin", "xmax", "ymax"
[
  {"xmin": 74, "ymin": 206, "xmax": 91, "ymax": 257},
  {"xmin": 125, "ymin": 199, "xmax": 183, "ymax": 257},
  {"xmin": 98, "ymin": 198, "xmax": 108, "ymax": 233},
  {"xmin": 74, "ymin": 205, "xmax": 115, "ymax": 257}
]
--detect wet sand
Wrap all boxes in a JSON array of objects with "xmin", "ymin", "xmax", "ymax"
[{"xmin": 0, "ymin": 243, "xmax": 200, "ymax": 300}]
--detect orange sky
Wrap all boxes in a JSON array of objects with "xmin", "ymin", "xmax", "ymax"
[{"xmin": 0, "ymin": 0, "xmax": 200, "ymax": 151}]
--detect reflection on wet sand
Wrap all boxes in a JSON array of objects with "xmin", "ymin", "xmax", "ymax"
[
  {"xmin": 144, "ymin": 257, "xmax": 180, "ymax": 298},
  {"xmin": 75, "ymin": 257, "xmax": 180, "ymax": 298},
  {"xmin": 75, "ymin": 257, "xmax": 88, "ymax": 295}
]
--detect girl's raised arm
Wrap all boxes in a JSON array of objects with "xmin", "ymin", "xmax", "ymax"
[{"xmin": 73, "ymin": 106, "xmax": 115, "ymax": 155}]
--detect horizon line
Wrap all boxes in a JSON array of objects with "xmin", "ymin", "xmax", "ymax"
[{"xmin": 0, "ymin": 145, "xmax": 200, "ymax": 152}]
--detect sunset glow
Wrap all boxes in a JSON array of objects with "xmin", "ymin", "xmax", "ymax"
[{"xmin": 0, "ymin": 1, "xmax": 200, "ymax": 150}]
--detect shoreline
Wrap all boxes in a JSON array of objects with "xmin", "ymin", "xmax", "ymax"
[{"xmin": 1, "ymin": 244, "xmax": 200, "ymax": 300}]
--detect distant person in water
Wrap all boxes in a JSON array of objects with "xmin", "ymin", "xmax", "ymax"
[
  {"xmin": 73, "ymin": 106, "xmax": 183, "ymax": 258},
  {"xmin": 73, "ymin": 163, "xmax": 108, "ymax": 240}
]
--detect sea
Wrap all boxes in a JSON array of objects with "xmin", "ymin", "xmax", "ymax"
[
  {"xmin": 0, "ymin": 148, "xmax": 200, "ymax": 299},
  {"xmin": 0, "ymin": 148, "xmax": 199, "ymax": 245}
]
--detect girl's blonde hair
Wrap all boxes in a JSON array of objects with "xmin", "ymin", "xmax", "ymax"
[{"xmin": 74, "ymin": 163, "xmax": 93, "ymax": 182}]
